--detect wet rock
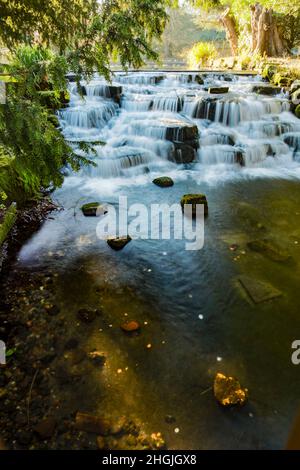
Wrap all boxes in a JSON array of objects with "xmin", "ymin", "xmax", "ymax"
[
  {"xmin": 247, "ymin": 239, "xmax": 292, "ymax": 263},
  {"xmin": 75, "ymin": 412, "xmax": 111, "ymax": 435},
  {"xmin": 77, "ymin": 308, "xmax": 97, "ymax": 323},
  {"xmin": 165, "ymin": 121, "xmax": 198, "ymax": 143},
  {"xmin": 295, "ymin": 105, "xmax": 300, "ymax": 119},
  {"xmin": 88, "ymin": 350, "xmax": 106, "ymax": 367},
  {"xmin": 213, "ymin": 372, "xmax": 248, "ymax": 407},
  {"xmin": 194, "ymin": 75, "xmax": 204, "ymax": 85},
  {"xmin": 107, "ymin": 236, "xmax": 132, "ymax": 251},
  {"xmin": 172, "ymin": 142, "xmax": 196, "ymax": 163},
  {"xmin": 208, "ymin": 87, "xmax": 229, "ymax": 94},
  {"xmin": 34, "ymin": 417, "xmax": 57, "ymax": 439},
  {"xmin": 291, "ymin": 89, "xmax": 300, "ymax": 103},
  {"xmin": 180, "ymin": 194, "xmax": 208, "ymax": 217},
  {"xmin": 238, "ymin": 275, "xmax": 282, "ymax": 304},
  {"xmin": 81, "ymin": 202, "xmax": 104, "ymax": 217},
  {"xmin": 251, "ymin": 85, "xmax": 281, "ymax": 96},
  {"xmin": 152, "ymin": 177, "xmax": 174, "ymax": 188},
  {"xmin": 45, "ymin": 304, "xmax": 60, "ymax": 316},
  {"xmin": 121, "ymin": 320, "xmax": 140, "ymax": 333}
]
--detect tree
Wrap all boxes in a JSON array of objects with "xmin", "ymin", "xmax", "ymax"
[{"xmin": 189, "ymin": 0, "xmax": 300, "ymax": 56}]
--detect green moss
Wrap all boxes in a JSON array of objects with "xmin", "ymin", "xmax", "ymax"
[
  {"xmin": 272, "ymin": 72, "xmax": 292, "ymax": 87},
  {"xmin": 261, "ymin": 65, "xmax": 277, "ymax": 81},
  {"xmin": 180, "ymin": 193, "xmax": 208, "ymax": 216},
  {"xmin": 0, "ymin": 203, "xmax": 17, "ymax": 246},
  {"xmin": 81, "ymin": 202, "xmax": 101, "ymax": 216},
  {"xmin": 152, "ymin": 177, "xmax": 174, "ymax": 187},
  {"xmin": 295, "ymin": 105, "xmax": 300, "ymax": 119}
]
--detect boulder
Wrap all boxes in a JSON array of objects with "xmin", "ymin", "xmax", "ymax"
[
  {"xmin": 213, "ymin": 372, "xmax": 248, "ymax": 407},
  {"xmin": 291, "ymin": 89, "xmax": 300, "ymax": 104},
  {"xmin": 152, "ymin": 177, "xmax": 174, "ymax": 187},
  {"xmin": 164, "ymin": 121, "xmax": 198, "ymax": 143},
  {"xmin": 251, "ymin": 85, "xmax": 281, "ymax": 96},
  {"xmin": 180, "ymin": 194, "xmax": 208, "ymax": 217},
  {"xmin": 172, "ymin": 143, "xmax": 196, "ymax": 163},
  {"xmin": 208, "ymin": 87, "xmax": 229, "ymax": 94},
  {"xmin": 247, "ymin": 239, "xmax": 292, "ymax": 263},
  {"xmin": 81, "ymin": 202, "xmax": 107, "ymax": 217},
  {"xmin": 107, "ymin": 235, "xmax": 132, "ymax": 251}
]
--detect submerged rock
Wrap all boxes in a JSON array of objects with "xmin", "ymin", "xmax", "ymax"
[
  {"xmin": 152, "ymin": 177, "xmax": 174, "ymax": 187},
  {"xmin": 247, "ymin": 239, "xmax": 291, "ymax": 263},
  {"xmin": 77, "ymin": 308, "xmax": 98, "ymax": 323},
  {"xmin": 121, "ymin": 320, "xmax": 140, "ymax": 333},
  {"xmin": 75, "ymin": 412, "xmax": 111, "ymax": 435},
  {"xmin": 180, "ymin": 194, "xmax": 208, "ymax": 217},
  {"xmin": 107, "ymin": 236, "xmax": 132, "ymax": 251},
  {"xmin": 34, "ymin": 417, "xmax": 57, "ymax": 439},
  {"xmin": 238, "ymin": 275, "xmax": 282, "ymax": 304},
  {"xmin": 251, "ymin": 85, "xmax": 281, "ymax": 96},
  {"xmin": 208, "ymin": 87, "xmax": 229, "ymax": 94},
  {"xmin": 213, "ymin": 372, "xmax": 248, "ymax": 407},
  {"xmin": 81, "ymin": 202, "xmax": 107, "ymax": 217}
]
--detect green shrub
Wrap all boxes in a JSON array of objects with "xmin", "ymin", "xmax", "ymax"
[{"xmin": 187, "ymin": 42, "xmax": 217, "ymax": 68}]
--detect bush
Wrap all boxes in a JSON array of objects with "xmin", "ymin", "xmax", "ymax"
[{"xmin": 187, "ymin": 42, "xmax": 217, "ymax": 68}]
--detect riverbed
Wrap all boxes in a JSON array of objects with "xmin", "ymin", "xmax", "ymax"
[{"xmin": 3, "ymin": 71, "xmax": 300, "ymax": 449}]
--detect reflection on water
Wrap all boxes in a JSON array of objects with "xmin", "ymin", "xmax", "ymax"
[{"xmin": 16, "ymin": 72, "xmax": 300, "ymax": 449}]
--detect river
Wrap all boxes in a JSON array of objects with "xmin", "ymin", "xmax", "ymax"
[{"xmin": 10, "ymin": 71, "xmax": 300, "ymax": 449}]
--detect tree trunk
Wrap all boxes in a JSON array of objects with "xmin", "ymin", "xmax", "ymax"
[
  {"xmin": 220, "ymin": 8, "xmax": 238, "ymax": 56},
  {"xmin": 251, "ymin": 3, "xmax": 285, "ymax": 56}
]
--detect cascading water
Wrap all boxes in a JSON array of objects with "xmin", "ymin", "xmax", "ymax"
[{"xmin": 58, "ymin": 71, "xmax": 299, "ymax": 178}]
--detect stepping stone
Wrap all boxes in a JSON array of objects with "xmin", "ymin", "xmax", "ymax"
[
  {"xmin": 107, "ymin": 235, "xmax": 131, "ymax": 251},
  {"xmin": 238, "ymin": 275, "xmax": 282, "ymax": 304},
  {"xmin": 208, "ymin": 87, "xmax": 229, "ymax": 94},
  {"xmin": 152, "ymin": 177, "xmax": 174, "ymax": 187}
]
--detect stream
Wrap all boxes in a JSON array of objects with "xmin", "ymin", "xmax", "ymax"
[{"xmin": 5, "ymin": 71, "xmax": 300, "ymax": 449}]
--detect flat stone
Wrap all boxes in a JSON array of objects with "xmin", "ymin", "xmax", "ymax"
[
  {"xmin": 252, "ymin": 85, "xmax": 281, "ymax": 96},
  {"xmin": 208, "ymin": 87, "xmax": 229, "ymax": 94},
  {"xmin": 214, "ymin": 372, "xmax": 248, "ymax": 407},
  {"xmin": 75, "ymin": 412, "xmax": 111, "ymax": 435},
  {"xmin": 121, "ymin": 320, "xmax": 140, "ymax": 333},
  {"xmin": 107, "ymin": 236, "xmax": 132, "ymax": 251},
  {"xmin": 238, "ymin": 275, "xmax": 282, "ymax": 304}
]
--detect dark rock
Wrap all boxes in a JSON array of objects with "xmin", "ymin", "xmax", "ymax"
[
  {"xmin": 181, "ymin": 194, "xmax": 208, "ymax": 217},
  {"xmin": 295, "ymin": 104, "xmax": 300, "ymax": 119},
  {"xmin": 77, "ymin": 308, "xmax": 97, "ymax": 323},
  {"xmin": 172, "ymin": 143, "xmax": 196, "ymax": 163},
  {"xmin": 107, "ymin": 236, "xmax": 132, "ymax": 251},
  {"xmin": 165, "ymin": 415, "xmax": 176, "ymax": 424},
  {"xmin": 88, "ymin": 351, "xmax": 106, "ymax": 367},
  {"xmin": 81, "ymin": 202, "xmax": 106, "ymax": 217},
  {"xmin": 238, "ymin": 275, "xmax": 282, "ymax": 304},
  {"xmin": 34, "ymin": 417, "xmax": 57, "ymax": 439},
  {"xmin": 75, "ymin": 412, "xmax": 111, "ymax": 435},
  {"xmin": 152, "ymin": 177, "xmax": 174, "ymax": 187},
  {"xmin": 208, "ymin": 87, "xmax": 229, "ymax": 94},
  {"xmin": 252, "ymin": 85, "xmax": 281, "ymax": 96},
  {"xmin": 247, "ymin": 239, "xmax": 292, "ymax": 263}
]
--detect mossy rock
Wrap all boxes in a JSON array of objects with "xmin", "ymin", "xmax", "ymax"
[
  {"xmin": 152, "ymin": 177, "xmax": 174, "ymax": 188},
  {"xmin": 180, "ymin": 194, "xmax": 208, "ymax": 217},
  {"xmin": 251, "ymin": 85, "xmax": 281, "ymax": 96},
  {"xmin": 292, "ymin": 89, "xmax": 300, "ymax": 103},
  {"xmin": 291, "ymin": 80, "xmax": 300, "ymax": 94},
  {"xmin": 272, "ymin": 73, "xmax": 292, "ymax": 88},
  {"xmin": 81, "ymin": 202, "xmax": 102, "ymax": 217},
  {"xmin": 107, "ymin": 235, "xmax": 132, "ymax": 251},
  {"xmin": 214, "ymin": 373, "xmax": 248, "ymax": 407},
  {"xmin": 208, "ymin": 87, "xmax": 229, "ymax": 94},
  {"xmin": 261, "ymin": 65, "xmax": 277, "ymax": 81},
  {"xmin": 295, "ymin": 105, "xmax": 300, "ymax": 119}
]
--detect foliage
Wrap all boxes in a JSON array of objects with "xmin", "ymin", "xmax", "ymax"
[{"xmin": 187, "ymin": 41, "xmax": 217, "ymax": 67}]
